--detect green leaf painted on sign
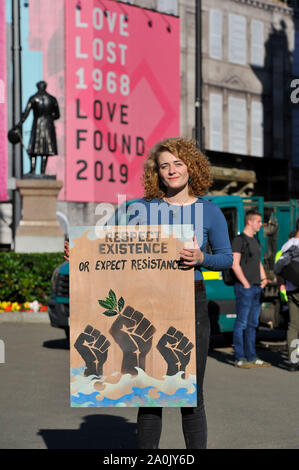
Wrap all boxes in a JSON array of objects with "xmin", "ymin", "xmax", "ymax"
[
  {"xmin": 109, "ymin": 289, "xmax": 117, "ymax": 307},
  {"xmin": 98, "ymin": 290, "xmax": 124, "ymax": 316},
  {"xmin": 105, "ymin": 297, "xmax": 116, "ymax": 308},
  {"xmin": 98, "ymin": 299, "xmax": 115, "ymax": 310},
  {"xmin": 103, "ymin": 310, "xmax": 118, "ymax": 317},
  {"xmin": 118, "ymin": 297, "xmax": 125, "ymax": 312}
]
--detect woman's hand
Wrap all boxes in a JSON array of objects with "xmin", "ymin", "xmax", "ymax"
[
  {"xmin": 179, "ymin": 235, "xmax": 204, "ymax": 267},
  {"xmin": 64, "ymin": 240, "xmax": 70, "ymax": 261}
]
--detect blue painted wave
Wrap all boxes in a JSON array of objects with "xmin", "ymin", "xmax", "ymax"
[{"xmin": 70, "ymin": 367, "xmax": 197, "ymax": 408}]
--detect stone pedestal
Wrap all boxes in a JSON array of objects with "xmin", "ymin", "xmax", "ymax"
[{"xmin": 15, "ymin": 179, "xmax": 64, "ymax": 253}]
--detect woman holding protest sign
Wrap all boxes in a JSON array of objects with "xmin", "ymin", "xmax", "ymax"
[
  {"xmin": 133, "ymin": 137, "xmax": 232, "ymax": 449},
  {"xmin": 65, "ymin": 137, "xmax": 232, "ymax": 449}
]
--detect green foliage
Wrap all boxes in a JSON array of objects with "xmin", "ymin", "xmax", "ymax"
[
  {"xmin": 0, "ymin": 252, "xmax": 65, "ymax": 304},
  {"xmin": 98, "ymin": 289, "xmax": 125, "ymax": 317}
]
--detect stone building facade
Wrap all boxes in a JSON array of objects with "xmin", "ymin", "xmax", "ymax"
[{"xmin": 108, "ymin": 0, "xmax": 299, "ymax": 199}]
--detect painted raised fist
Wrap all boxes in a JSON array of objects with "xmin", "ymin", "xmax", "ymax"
[
  {"xmin": 74, "ymin": 325, "xmax": 110, "ymax": 377},
  {"xmin": 157, "ymin": 327, "xmax": 194, "ymax": 377},
  {"xmin": 109, "ymin": 306, "xmax": 156, "ymax": 376}
]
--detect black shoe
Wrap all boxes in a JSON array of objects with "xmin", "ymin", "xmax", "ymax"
[{"xmin": 288, "ymin": 362, "xmax": 299, "ymax": 372}]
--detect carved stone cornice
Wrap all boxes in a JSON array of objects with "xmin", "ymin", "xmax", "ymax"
[
  {"xmin": 231, "ymin": 0, "xmax": 294, "ymax": 15},
  {"xmin": 224, "ymin": 74, "xmax": 248, "ymax": 89}
]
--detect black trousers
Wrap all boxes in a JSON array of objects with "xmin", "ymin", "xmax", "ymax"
[{"xmin": 137, "ymin": 287, "xmax": 210, "ymax": 449}]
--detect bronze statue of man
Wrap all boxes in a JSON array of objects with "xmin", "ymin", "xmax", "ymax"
[{"xmin": 20, "ymin": 80, "xmax": 60, "ymax": 175}]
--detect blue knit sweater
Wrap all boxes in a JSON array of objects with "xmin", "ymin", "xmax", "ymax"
[{"xmin": 116, "ymin": 197, "xmax": 233, "ymax": 281}]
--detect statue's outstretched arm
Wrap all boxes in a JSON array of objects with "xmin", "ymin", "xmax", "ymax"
[{"xmin": 20, "ymin": 99, "xmax": 32, "ymax": 124}]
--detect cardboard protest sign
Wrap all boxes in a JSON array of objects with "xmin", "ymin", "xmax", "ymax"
[{"xmin": 70, "ymin": 225, "xmax": 196, "ymax": 407}]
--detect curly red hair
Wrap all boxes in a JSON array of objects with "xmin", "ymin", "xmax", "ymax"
[{"xmin": 142, "ymin": 137, "xmax": 212, "ymax": 200}]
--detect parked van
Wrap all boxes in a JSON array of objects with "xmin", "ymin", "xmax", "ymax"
[{"xmin": 48, "ymin": 196, "xmax": 299, "ymax": 338}]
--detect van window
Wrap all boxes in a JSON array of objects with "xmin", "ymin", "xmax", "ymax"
[
  {"xmin": 205, "ymin": 206, "xmax": 237, "ymax": 254},
  {"xmin": 221, "ymin": 207, "xmax": 238, "ymax": 241}
]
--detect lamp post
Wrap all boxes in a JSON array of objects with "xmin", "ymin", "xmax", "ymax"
[
  {"xmin": 195, "ymin": 0, "xmax": 203, "ymax": 151},
  {"xmin": 11, "ymin": 0, "xmax": 23, "ymax": 245}
]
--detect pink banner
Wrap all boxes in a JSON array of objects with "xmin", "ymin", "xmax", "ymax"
[
  {"xmin": 65, "ymin": 0, "xmax": 180, "ymax": 203},
  {"xmin": 0, "ymin": 2, "xmax": 8, "ymax": 201}
]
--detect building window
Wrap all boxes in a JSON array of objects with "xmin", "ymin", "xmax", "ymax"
[
  {"xmin": 157, "ymin": 0, "xmax": 178, "ymax": 15},
  {"xmin": 251, "ymin": 101, "xmax": 263, "ymax": 157},
  {"xmin": 209, "ymin": 9, "xmax": 222, "ymax": 60},
  {"xmin": 251, "ymin": 20, "xmax": 264, "ymax": 67},
  {"xmin": 228, "ymin": 14, "xmax": 246, "ymax": 65},
  {"xmin": 228, "ymin": 97, "xmax": 247, "ymax": 155},
  {"xmin": 209, "ymin": 93, "xmax": 223, "ymax": 151}
]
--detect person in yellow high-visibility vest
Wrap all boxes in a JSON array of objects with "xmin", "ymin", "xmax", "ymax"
[
  {"xmin": 274, "ymin": 249, "xmax": 288, "ymax": 304},
  {"xmin": 274, "ymin": 227, "xmax": 299, "ymax": 372}
]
